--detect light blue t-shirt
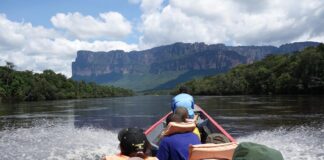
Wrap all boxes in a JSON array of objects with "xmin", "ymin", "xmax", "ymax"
[{"xmin": 171, "ymin": 93, "xmax": 195, "ymax": 118}]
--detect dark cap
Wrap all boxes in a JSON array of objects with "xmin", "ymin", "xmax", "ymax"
[{"xmin": 118, "ymin": 128, "xmax": 149, "ymax": 155}]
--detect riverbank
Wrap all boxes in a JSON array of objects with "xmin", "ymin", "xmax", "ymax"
[{"xmin": 0, "ymin": 65, "xmax": 134, "ymax": 102}]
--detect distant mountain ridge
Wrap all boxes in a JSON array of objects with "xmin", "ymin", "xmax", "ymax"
[{"xmin": 72, "ymin": 41, "xmax": 320, "ymax": 91}]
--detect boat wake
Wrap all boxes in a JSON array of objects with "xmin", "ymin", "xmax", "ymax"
[
  {"xmin": 0, "ymin": 120, "xmax": 119, "ymax": 160},
  {"xmin": 237, "ymin": 123, "xmax": 324, "ymax": 160},
  {"xmin": 1, "ymin": 119, "xmax": 323, "ymax": 160}
]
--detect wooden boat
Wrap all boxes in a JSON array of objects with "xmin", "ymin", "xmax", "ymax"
[{"xmin": 144, "ymin": 105, "xmax": 238, "ymax": 160}]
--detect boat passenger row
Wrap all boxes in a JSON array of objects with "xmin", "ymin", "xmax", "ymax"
[
  {"xmin": 103, "ymin": 86, "xmax": 284, "ymax": 160},
  {"xmin": 103, "ymin": 107, "xmax": 283, "ymax": 160},
  {"xmin": 145, "ymin": 106, "xmax": 239, "ymax": 160}
]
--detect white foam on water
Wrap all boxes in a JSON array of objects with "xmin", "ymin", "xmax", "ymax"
[
  {"xmin": 0, "ymin": 120, "xmax": 119, "ymax": 160},
  {"xmin": 237, "ymin": 124, "xmax": 324, "ymax": 160},
  {"xmin": 1, "ymin": 119, "xmax": 323, "ymax": 160}
]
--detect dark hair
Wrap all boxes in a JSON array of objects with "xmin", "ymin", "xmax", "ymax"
[
  {"xmin": 118, "ymin": 128, "xmax": 150, "ymax": 158},
  {"xmin": 179, "ymin": 86, "xmax": 188, "ymax": 93},
  {"xmin": 166, "ymin": 113, "xmax": 183, "ymax": 125},
  {"xmin": 166, "ymin": 113, "xmax": 174, "ymax": 125},
  {"xmin": 174, "ymin": 107, "xmax": 188, "ymax": 122},
  {"xmin": 170, "ymin": 114, "xmax": 183, "ymax": 123}
]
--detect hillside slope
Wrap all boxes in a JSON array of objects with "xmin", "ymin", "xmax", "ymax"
[
  {"xmin": 72, "ymin": 42, "xmax": 320, "ymax": 91},
  {"xmin": 180, "ymin": 44, "xmax": 324, "ymax": 95}
]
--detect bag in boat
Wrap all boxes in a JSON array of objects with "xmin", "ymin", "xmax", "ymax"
[
  {"xmin": 232, "ymin": 142, "xmax": 284, "ymax": 160},
  {"xmin": 206, "ymin": 133, "xmax": 231, "ymax": 144}
]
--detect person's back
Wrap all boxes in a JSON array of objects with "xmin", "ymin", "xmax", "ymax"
[
  {"xmin": 157, "ymin": 132, "xmax": 200, "ymax": 160},
  {"xmin": 157, "ymin": 114, "xmax": 201, "ymax": 160},
  {"xmin": 171, "ymin": 86, "xmax": 195, "ymax": 118}
]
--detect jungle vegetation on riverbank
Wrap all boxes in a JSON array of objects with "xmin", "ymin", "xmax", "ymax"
[
  {"xmin": 0, "ymin": 64, "xmax": 134, "ymax": 102},
  {"xmin": 179, "ymin": 44, "xmax": 324, "ymax": 95}
]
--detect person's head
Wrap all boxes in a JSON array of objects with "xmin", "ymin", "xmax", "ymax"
[
  {"xmin": 118, "ymin": 127, "xmax": 150, "ymax": 158},
  {"xmin": 179, "ymin": 86, "xmax": 189, "ymax": 93},
  {"xmin": 166, "ymin": 113, "xmax": 183, "ymax": 125},
  {"xmin": 174, "ymin": 107, "xmax": 189, "ymax": 122},
  {"xmin": 166, "ymin": 113, "xmax": 174, "ymax": 125}
]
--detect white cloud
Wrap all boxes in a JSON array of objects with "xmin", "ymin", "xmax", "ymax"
[
  {"xmin": 138, "ymin": 0, "xmax": 324, "ymax": 48},
  {"xmin": 51, "ymin": 12, "xmax": 132, "ymax": 40},
  {"xmin": 1, "ymin": 0, "xmax": 324, "ymax": 77},
  {"xmin": 140, "ymin": 0, "xmax": 164, "ymax": 14},
  {"xmin": 0, "ymin": 14, "xmax": 58, "ymax": 50},
  {"xmin": 0, "ymin": 14, "xmax": 137, "ymax": 77}
]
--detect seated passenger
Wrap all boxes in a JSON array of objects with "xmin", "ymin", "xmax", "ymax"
[
  {"xmin": 103, "ymin": 127, "xmax": 157, "ymax": 160},
  {"xmin": 171, "ymin": 86, "xmax": 195, "ymax": 119},
  {"xmin": 158, "ymin": 113, "xmax": 183, "ymax": 142},
  {"xmin": 157, "ymin": 114, "xmax": 201, "ymax": 160},
  {"xmin": 174, "ymin": 107, "xmax": 189, "ymax": 122},
  {"xmin": 175, "ymin": 107, "xmax": 201, "ymax": 140}
]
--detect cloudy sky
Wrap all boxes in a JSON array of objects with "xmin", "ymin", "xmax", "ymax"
[{"xmin": 1, "ymin": 0, "xmax": 324, "ymax": 77}]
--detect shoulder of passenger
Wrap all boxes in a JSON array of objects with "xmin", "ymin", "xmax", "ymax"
[
  {"xmin": 103, "ymin": 154, "xmax": 129, "ymax": 160},
  {"xmin": 163, "ymin": 122, "xmax": 196, "ymax": 136},
  {"xmin": 145, "ymin": 156, "xmax": 158, "ymax": 160}
]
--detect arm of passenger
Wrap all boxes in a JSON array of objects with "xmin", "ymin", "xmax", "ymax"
[{"xmin": 157, "ymin": 139, "xmax": 169, "ymax": 160}]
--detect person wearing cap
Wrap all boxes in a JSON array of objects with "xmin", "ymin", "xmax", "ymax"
[
  {"xmin": 171, "ymin": 86, "xmax": 195, "ymax": 119},
  {"xmin": 103, "ymin": 128, "xmax": 157, "ymax": 160}
]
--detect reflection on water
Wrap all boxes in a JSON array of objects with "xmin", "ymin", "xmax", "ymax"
[
  {"xmin": 198, "ymin": 95, "xmax": 324, "ymax": 137},
  {"xmin": 73, "ymin": 96, "xmax": 171, "ymax": 130},
  {"xmin": 0, "ymin": 96, "xmax": 172, "ymax": 130},
  {"xmin": 0, "ymin": 95, "xmax": 324, "ymax": 159}
]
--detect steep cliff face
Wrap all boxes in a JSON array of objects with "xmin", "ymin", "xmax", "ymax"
[
  {"xmin": 149, "ymin": 50, "xmax": 244, "ymax": 73},
  {"xmin": 72, "ymin": 41, "xmax": 320, "ymax": 91},
  {"xmin": 73, "ymin": 50, "xmax": 150, "ymax": 76}
]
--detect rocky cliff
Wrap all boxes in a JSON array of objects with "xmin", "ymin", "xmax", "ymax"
[{"xmin": 72, "ymin": 41, "xmax": 320, "ymax": 91}]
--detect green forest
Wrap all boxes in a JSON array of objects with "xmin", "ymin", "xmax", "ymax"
[
  {"xmin": 0, "ymin": 63, "xmax": 134, "ymax": 102},
  {"xmin": 179, "ymin": 44, "xmax": 324, "ymax": 95}
]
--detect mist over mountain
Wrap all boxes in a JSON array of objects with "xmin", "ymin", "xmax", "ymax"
[{"xmin": 72, "ymin": 41, "xmax": 320, "ymax": 91}]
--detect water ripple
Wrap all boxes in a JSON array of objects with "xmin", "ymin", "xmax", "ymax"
[
  {"xmin": 0, "ymin": 120, "xmax": 119, "ymax": 160},
  {"xmin": 238, "ymin": 124, "xmax": 324, "ymax": 160}
]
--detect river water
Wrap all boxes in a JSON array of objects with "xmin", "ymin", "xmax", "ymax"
[{"xmin": 0, "ymin": 95, "xmax": 323, "ymax": 159}]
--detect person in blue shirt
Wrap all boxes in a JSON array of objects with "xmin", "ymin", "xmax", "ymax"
[
  {"xmin": 171, "ymin": 86, "xmax": 195, "ymax": 119},
  {"xmin": 157, "ymin": 114, "xmax": 201, "ymax": 160}
]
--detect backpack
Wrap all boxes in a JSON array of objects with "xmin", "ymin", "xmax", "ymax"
[{"xmin": 232, "ymin": 142, "xmax": 284, "ymax": 160}]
